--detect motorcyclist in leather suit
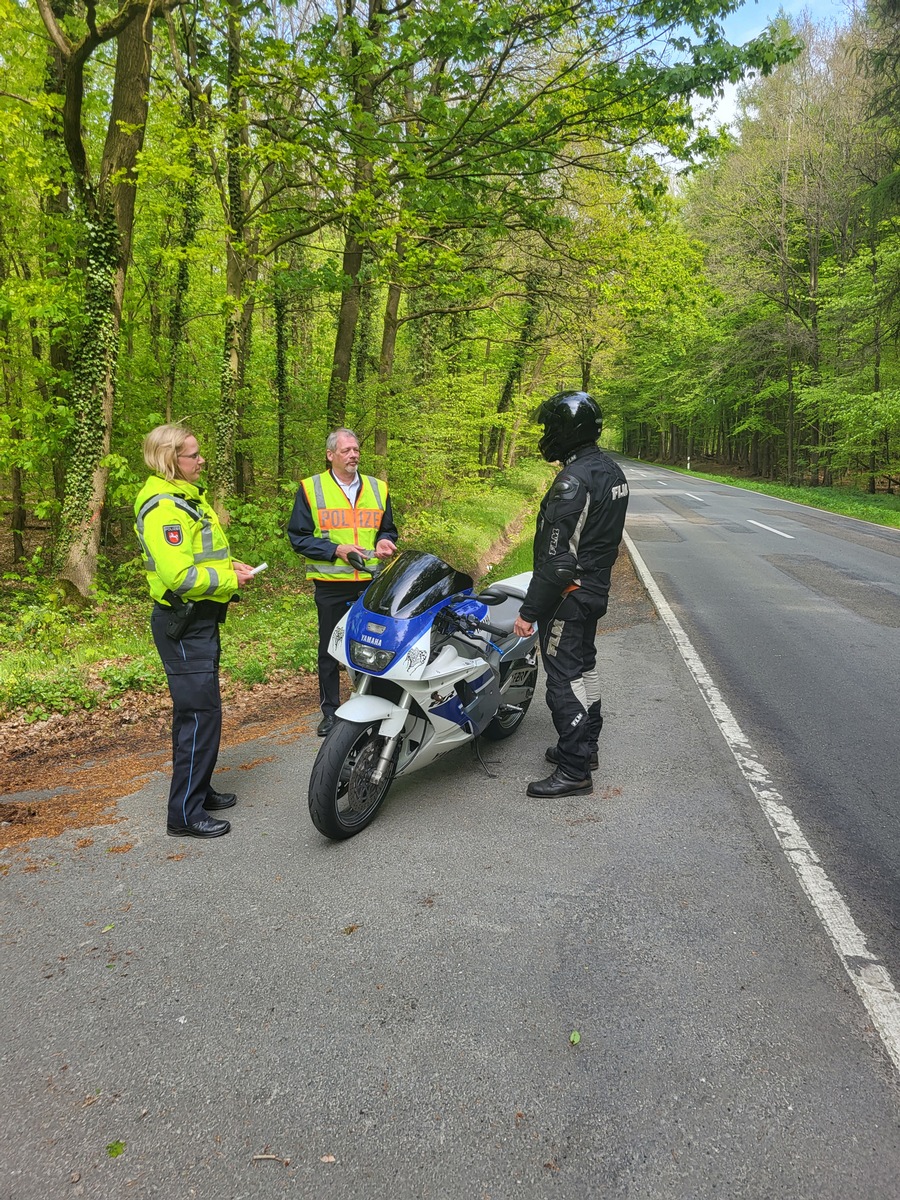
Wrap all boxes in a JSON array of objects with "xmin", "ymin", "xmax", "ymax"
[{"xmin": 513, "ymin": 392, "xmax": 629, "ymax": 797}]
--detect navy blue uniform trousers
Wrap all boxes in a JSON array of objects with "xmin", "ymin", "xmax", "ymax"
[
  {"xmin": 539, "ymin": 590, "xmax": 607, "ymax": 780},
  {"xmin": 151, "ymin": 603, "xmax": 225, "ymax": 829},
  {"xmin": 313, "ymin": 580, "xmax": 368, "ymax": 717}
]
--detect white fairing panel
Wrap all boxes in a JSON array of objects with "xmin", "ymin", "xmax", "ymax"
[{"xmin": 330, "ymin": 615, "xmax": 350, "ymax": 666}]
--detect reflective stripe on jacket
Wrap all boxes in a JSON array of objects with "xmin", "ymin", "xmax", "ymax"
[
  {"xmin": 134, "ymin": 475, "xmax": 238, "ymax": 606},
  {"xmin": 301, "ymin": 472, "xmax": 387, "ymax": 582}
]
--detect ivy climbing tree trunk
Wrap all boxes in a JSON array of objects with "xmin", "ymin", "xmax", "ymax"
[
  {"xmin": 35, "ymin": 0, "xmax": 160, "ymax": 597},
  {"xmin": 42, "ymin": 0, "xmax": 73, "ymax": 524}
]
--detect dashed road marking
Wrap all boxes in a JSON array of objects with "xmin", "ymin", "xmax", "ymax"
[
  {"xmin": 624, "ymin": 530, "xmax": 900, "ymax": 1078},
  {"xmin": 748, "ymin": 519, "xmax": 794, "ymax": 539}
]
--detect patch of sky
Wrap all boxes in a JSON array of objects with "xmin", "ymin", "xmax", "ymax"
[{"xmin": 697, "ymin": 0, "xmax": 857, "ymax": 130}]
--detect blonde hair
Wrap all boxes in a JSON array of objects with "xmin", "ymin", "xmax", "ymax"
[{"xmin": 142, "ymin": 424, "xmax": 193, "ymax": 481}]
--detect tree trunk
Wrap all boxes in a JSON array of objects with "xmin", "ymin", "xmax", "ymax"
[
  {"xmin": 355, "ymin": 276, "xmax": 375, "ymax": 387},
  {"xmin": 274, "ymin": 274, "xmax": 288, "ymax": 484},
  {"xmin": 166, "ymin": 117, "xmax": 202, "ymax": 422},
  {"xmin": 43, "ymin": 0, "xmax": 73, "ymax": 529},
  {"xmin": 375, "ymin": 246, "xmax": 404, "ymax": 469},
  {"xmin": 580, "ymin": 347, "xmax": 592, "ymax": 392},
  {"xmin": 213, "ymin": 0, "xmax": 244, "ymax": 503},
  {"xmin": 869, "ymin": 235, "xmax": 882, "ymax": 495},
  {"xmin": 55, "ymin": 11, "xmax": 153, "ymax": 597},
  {"xmin": 486, "ymin": 274, "xmax": 540, "ymax": 468},
  {"xmin": 0, "ymin": 280, "xmax": 26, "ymax": 562},
  {"xmin": 326, "ymin": 0, "xmax": 382, "ymax": 430},
  {"xmin": 326, "ymin": 228, "xmax": 364, "ymax": 428}
]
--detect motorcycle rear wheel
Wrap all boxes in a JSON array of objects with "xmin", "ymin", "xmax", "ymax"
[
  {"xmin": 308, "ymin": 718, "xmax": 397, "ymax": 840},
  {"xmin": 480, "ymin": 659, "xmax": 538, "ymax": 741}
]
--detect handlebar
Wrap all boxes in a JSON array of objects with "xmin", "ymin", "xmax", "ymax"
[
  {"xmin": 437, "ymin": 607, "xmax": 511, "ymax": 641},
  {"xmin": 472, "ymin": 619, "xmax": 511, "ymax": 639}
]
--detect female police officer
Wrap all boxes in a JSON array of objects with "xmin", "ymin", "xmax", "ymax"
[{"xmin": 135, "ymin": 425, "xmax": 255, "ymax": 838}]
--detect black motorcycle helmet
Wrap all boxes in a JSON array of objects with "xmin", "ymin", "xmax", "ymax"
[{"xmin": 535, "ymin": 390, "xmax": 603, "ymax": 462}]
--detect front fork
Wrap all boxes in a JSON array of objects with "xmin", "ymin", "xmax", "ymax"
[{"xmin": 370, "ymin": 690, "xmax": 412, "ymax": 784}]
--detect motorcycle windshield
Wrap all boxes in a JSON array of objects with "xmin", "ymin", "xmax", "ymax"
[{"xmin": 362, "ymin": 550, "xmax": 473, "ymax": 620}]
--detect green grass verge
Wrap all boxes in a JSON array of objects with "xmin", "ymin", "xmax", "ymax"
[
  {"xmin": 402, "ymin": 458, "xmax": 550, "ymax": 575},
  {"xmin": 0, "ymin": 461, "xmax": 549, "ymax": 721},
  {"xmin": 480, "ymin": 536, "xmax": 534, "ymax": 585},
  {"xmin": 659, "ymin": 465, "xmax": 900, "ymax": 530},
  {"xmin": 0, "ymin": 566, "xmax": 320, "ymax": 722}
]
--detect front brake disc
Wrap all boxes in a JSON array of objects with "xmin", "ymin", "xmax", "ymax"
[{"xmin": 347, "ymin": 738, "xmax": 387, "ymax": 812}]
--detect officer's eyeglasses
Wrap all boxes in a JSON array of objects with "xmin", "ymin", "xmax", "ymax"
[{"xmin": 178, "ymin": 452, "xmax": 202, "ymax": 460}]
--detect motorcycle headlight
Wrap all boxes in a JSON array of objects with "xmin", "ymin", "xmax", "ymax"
[{"xmin": 349, "ymin": 640, "xmax": 396, "ymax": 671}]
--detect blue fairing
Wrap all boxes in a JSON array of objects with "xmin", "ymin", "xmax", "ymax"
[{"xmin": 342, "ymin": 591, "xmax": 486, "ymax": 673}]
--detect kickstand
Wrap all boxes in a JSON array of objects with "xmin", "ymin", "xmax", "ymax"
[{"xmin": 471, "ymin": 737, "xmax": 499, "ymax": 779}]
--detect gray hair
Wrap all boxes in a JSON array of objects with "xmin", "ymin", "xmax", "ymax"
[{"xmin": 326, "ymin": 427, "xmax": 359, "ymax": 453}]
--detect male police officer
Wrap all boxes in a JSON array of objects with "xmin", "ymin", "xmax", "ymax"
[
  {"xmin": 287, "ymin": 428, "xmax": 398, "ymax": 736},
  {"xmin": 512, "ymin": 392, "xmax": 629, "ymax": 797}
]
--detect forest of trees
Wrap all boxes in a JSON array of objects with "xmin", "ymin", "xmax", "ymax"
[
  {"xmin": 616, "ymin": 3, "xmax": 900, "ymax": 494},
  {"xmin": 1, "ymin": 0, "xmax": 896, "ymax": 600}
]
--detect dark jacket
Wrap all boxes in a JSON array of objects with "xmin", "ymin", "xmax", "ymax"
[{"xmin": 519, "ymin": 444, "xmax": 629, "ymax": 623}]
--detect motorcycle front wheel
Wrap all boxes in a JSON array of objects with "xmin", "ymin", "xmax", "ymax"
[{"xmin": 308, "ymin": 718, "xmax": 397, "ymax": 840}]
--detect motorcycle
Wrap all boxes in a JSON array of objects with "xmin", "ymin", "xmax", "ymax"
[{"xmin": 307, "ymin": 548, "xmax": 539, "ymax": 839}]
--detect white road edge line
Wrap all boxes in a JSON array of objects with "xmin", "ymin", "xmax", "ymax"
[
  {"xmin": 748, "ymin": 519, "xmax": 794, "ymax": 539},
  {"xmin": 623, "ymin": 530, "xmax": 900, "ymax": 1077}
]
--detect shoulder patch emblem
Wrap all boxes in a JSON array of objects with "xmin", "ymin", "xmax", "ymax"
[{"xmin": 163, "ymin": 524, "xmax": 183, "ymax": 546}]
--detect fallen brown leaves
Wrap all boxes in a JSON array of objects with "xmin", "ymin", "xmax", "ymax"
[{"xmin": 0, "ymin": 673, "xmax": 321, "ymax": 853}]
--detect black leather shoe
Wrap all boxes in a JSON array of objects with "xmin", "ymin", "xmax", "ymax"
[
  {"xmin": 204, "ymin": 789, "xmax": 237, "ymax": 810},
  {"xmin": 167, "ymin": 818, "xmax": 231, "ymax": 838},
  {"xmin": 545, "ymin": 745, "xmax": 599, "ymax": 771},
  {"xmin": 316, "ymin": 714, "xmax": 336, "ymax": 737},
  {"xmin": 526, "ymin": 771, "xmax": 593, "ymax": 798}
]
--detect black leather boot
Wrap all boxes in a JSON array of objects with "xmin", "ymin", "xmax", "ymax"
[
  {"xmin": 545, "ymin": 745, "xmax": 599, "ymax": 771},
  {"xmin": 167, "ymin": 817, "xmax": 231, "ymax": 838},
  {"xmin": 204, "ymin": 788, "xmax": 237, "ymax": 810},
  {"xmin": 526, "ymin": 771, "xmax": 593, "ymax": 798}
]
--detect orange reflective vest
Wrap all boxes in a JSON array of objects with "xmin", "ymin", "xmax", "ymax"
[{"xmin": 301, "ymin": 471, "xmax": 388, "ymax": 582}]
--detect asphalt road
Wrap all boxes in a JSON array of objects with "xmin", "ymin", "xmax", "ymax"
[
  {"xmin": 622, "ymin": 460, "xmax": 900, "ymax": 983},
  {"xmin": 3, "ymin": 522, "xmax": 900, "ymax": 1198}
]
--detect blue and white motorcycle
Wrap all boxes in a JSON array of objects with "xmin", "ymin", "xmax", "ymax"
[{"xmin": 307, "ymin": 548, "xmax": 539, "ymax": 839}]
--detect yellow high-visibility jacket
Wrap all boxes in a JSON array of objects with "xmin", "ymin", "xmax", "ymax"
[
  {"xmin": 134, "ymin": 476, "xmax": 238, "ymax": 606},
  {"xmin": 299, "ymin": 471, "xmax": 388, "ymax": 583}
]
